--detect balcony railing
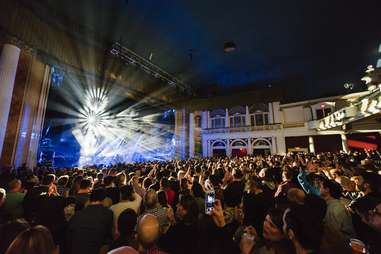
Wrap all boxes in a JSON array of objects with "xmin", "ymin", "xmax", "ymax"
[
  {"xmin": 282, "ymin": 122, "xmax": 305, "ymax": 128},
  {"xmin": 201, "ymin": 123, "xmax": 282, "ymax": 134},
  {"xmin": 306, "ymin": 120, "xmax": 319, "ymax": 129}
]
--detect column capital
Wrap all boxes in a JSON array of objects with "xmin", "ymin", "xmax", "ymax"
[{"xmin": 4, "ymin": 35, "xmax": 34, "ymax": 54}]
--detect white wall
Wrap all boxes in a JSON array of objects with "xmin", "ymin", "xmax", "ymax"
[
  {"xmin": 282, "ymin": 106, "xmax": 305, "ymax": 123},
  {"xmin": 272, "ymin": 102, "xmax": 282, "ymax": 123},
  {"xmin": 304, "ymin": 107, "xmax": 312, "ymax": 122}
]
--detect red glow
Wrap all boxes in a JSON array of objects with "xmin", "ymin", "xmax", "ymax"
[{"xmin": 348, "ymin": 139, "xmax": 378, "ymax": 150}]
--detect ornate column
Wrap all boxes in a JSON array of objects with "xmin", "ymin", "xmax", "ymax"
[
  {"xmin": 245, "ymin": 105, "xmax": 250, "ymax": 126},
  {"xmin": 225, "ymin": 108, "xmax": 229, "ymax": 128},
  {"xmin": 207, "ymin": 111, "xmax": 211, "ymax": 128},
  {"xmin": 276, "ymin": 135, "xmax": 287, "ymax": 155},
  {"xmin": 268, "ymin": 103, "xmax": 274, "ymax": 124},
  {"xmin": 341, "ymin": 133, "xmax": 349, "ymax": 153},
  {"xmin": 202, "ymin": 139, "xmax": 209, "ymax": 157},
  {"xmin": 189, "ymin": 113, "xmax": 195, "ymax": 158},
  {"xmin": 24, "ymin": 65, "xmax": 51, "ymax": 169},
  {"xmin": 272, "ymin": 102, "xmax": 281, "ymax": 123},
  {"xmin": 0, "ymin": 44, "xmax": 21, "ymax": 159},
  {"xmin": 182, "ymin": 108, "xmax": 188, "ymax": 159},
  {"xmin": 201, "ymin": 111, "xmax": 208, "ymax": 129},
  {"xmin": 308, "ymin": 136, "xmax": 315, "ymax": 154},
  {"xmin": 271, "ymin": 136, "xmax": 277, "ymax": 154},
  {"xmin": 226, "ymin": 140, "xmax": 231, "ymax": 157},
  {"xmin": 174, "ymin": 109, "xmax": 183, "ymax": 159},
  {"xmin": 0, "ymin": 43, "xmax": 52, "ymax": 170},
  {"xmin": 247, "ymin": 139, "xmax": 253, "ymax": 155}
]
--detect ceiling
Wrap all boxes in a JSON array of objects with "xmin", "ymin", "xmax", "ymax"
[{"xmin": 18, "ymin": 0, "xmax": 381, "ymax": 99}]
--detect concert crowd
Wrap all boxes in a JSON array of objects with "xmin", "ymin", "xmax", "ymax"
[{"xmin": 0, "ymin": 150, "xmax": 381, "ymax": 254}]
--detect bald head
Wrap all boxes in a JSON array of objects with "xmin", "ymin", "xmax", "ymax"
[{"xmin": 138, "ymin": 214, "xmax": 160, "ymax": 248}]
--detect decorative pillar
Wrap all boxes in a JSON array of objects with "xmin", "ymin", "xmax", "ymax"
[
  {"xmin": 174, "ymin": 109, "xmax": 183, "ymax": 159},
  {"xmin": 245, "ymin": 105, "xmax": 250, "ymax": 126},
  {"xmin": 207, "ymin": 111, "xmax": 211, "ymax": 128},
  {"xmin": 24, "ymin": 65, "xmax": 51, "ymax": 169},
  {"xmin": 1, "ymin": 49, "xmax": 34, "ymax": 169},
  {"xmin": 189, "ymin": 113, "xmax": 195, "ymax": 158},
  {"xmin": 268, "ymin": 103, "xmax": 274, "ymax": 124},
  {"xmin": 225, "ymin": 108, "xmax": 229, "ymax": 128},
  {"xmin": 202, "ymin": 138, "xmax": 208, "ymax": 157},
  {"xmin": 271, "ymin": 136, "xmax": 277, "ymax": 154},
  {"xmin": 308, "ymin": 136, "xmax": 315, "ymax": 154},
  {"xmin": 276, "ymin": 135, "xmax": 287, "ymax": 155},
  {"xmin": 181, "ymin": 108, "xmax": 188, "ymax": 159},
  {"xmin": 201, "ymin": 111, "xmax": 208, "ymax": 129},
  {"xmin": 272, "ymin": 102, "xmax": 281, "ymax": 123},
  {"xmin": 226, "ymin": 140, "xmax": 231, "ymax": 157},
  {"xmin": 341, "ymin": 133, "xmax": 349, "ymax": 153},
  {"xmin": 0, "ymin": 44, "xmax": 21, "ymax": 158},
  {"xmin": 0, "ymin": 46, "xmax": 51, "ymax": 170},
  {"xmin": 247, "ymin": 139, "xmax": 253, "ymax": 155}
]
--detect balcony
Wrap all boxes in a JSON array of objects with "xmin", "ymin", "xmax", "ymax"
[
  {"xmin": 201, "ymin": 123, "xmax": 282, "ymax": 134},
  {"xmin": 306, "ymin": 120, "xmax": 319, "ymax": 129},
  {"xmin": 282, "ymin": 122, "xmax": 305, "ymax": 128}
]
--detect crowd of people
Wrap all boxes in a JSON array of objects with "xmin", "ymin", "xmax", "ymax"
[{"xmin": 0, "ymin": 150, "xmax": 381, "ymax": 254}]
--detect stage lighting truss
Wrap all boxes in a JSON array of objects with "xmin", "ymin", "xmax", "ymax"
[{"xmin": 109, "ymin": 42, "xmax": 192, "ymax": 95}]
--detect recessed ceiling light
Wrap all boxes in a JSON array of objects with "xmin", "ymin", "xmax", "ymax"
[{"xmin": 224, "ymin": 41, "xmax": 236, "ymax": 53}]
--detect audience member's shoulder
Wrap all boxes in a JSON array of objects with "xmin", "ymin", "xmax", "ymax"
[
  {"xmin": 134, "ymin": 192, "xmax": 142, "ymax": 201},
  {"xmin": 107, "ymin": 246, "xmax": 139, "ymax": 254}
]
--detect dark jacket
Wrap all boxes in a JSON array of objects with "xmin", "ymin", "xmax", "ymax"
[
  {"xmin": 66, "ymin": 204, "xmax": 113, "ymax": 254},
  {"xmin": 159, "ymin": 216, "xmax": 240, "ymax": 254},
  {"xmin": 23, "ymin": 185, "xmax": 49, "ymax": 221}
]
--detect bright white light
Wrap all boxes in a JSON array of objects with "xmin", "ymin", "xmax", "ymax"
[
  {"xmin": 86, "ymin": 114, "xmax": 99, "ymax": 126},
  {"xmin": 71, "ymin": 87, "xmax": 175, "ymax": 166},
  {"xmin": 366, "ymin": 65, "xmax": 375, "ymax": 73},
  {"xmin": 361, "ymin": 76, "xmax": 372, "ymax": 84}
]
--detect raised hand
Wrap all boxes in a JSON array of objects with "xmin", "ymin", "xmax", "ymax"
[{"xmin": 211, "ymin": 199, "xmax": 226, "ymax": 228}]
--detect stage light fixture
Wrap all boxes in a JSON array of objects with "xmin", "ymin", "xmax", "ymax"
[{"xmin": 109, "ymin": 42, "xmax": 190, "ymax": 94}]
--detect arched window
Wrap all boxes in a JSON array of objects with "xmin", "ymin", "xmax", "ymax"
[
  {"xmin": 231, "ymin": 140, "xmax": 246, "ymax": 147},
  {"xmin": 212, "ymin": 141, "xmax": 226, "ymax": 147},
  {"xmin": 252, "ymin": 139, "xmax": 271, "ymax": 148}
]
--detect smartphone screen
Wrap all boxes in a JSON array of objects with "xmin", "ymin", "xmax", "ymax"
[{"xmin": 205, "ymin": 191, "xmax": 215, "ymax": 215}]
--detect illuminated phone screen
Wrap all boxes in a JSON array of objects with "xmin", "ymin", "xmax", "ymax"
[{"xmin": 205, "ymin": 191, "xmax": 215, "ymax": 214}]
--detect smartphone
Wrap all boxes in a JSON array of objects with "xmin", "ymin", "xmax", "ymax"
[{"xmin": 205, "ymin": 191, "xmax": 215, "ymax": 215}]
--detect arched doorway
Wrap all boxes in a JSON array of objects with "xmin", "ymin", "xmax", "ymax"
[
  {"xmin": 252, "ymin": 139, "xmax": 271, "ymax": 155},
  {"xmin": 212, "ymin": 140, "xmax": 226, "ymax": 157},
  {"xmin": 231, "ymin": 139, "xmax": 247, "ymax": 157}
]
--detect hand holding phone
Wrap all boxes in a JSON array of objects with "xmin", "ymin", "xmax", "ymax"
[
  {"xmin": 205, "ymin": 191, "xmax": 215, "ymax": 215},
  {"xmin": 210, "ymin": 199, "xmax": 226, "ymax": 228}
]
